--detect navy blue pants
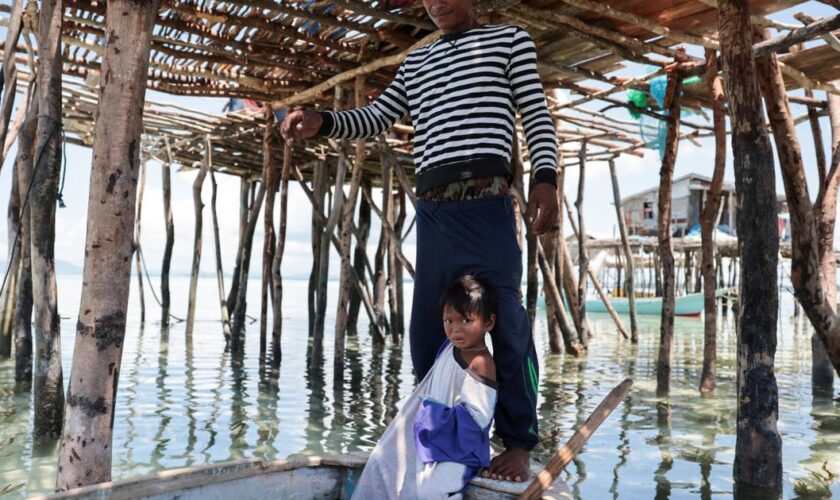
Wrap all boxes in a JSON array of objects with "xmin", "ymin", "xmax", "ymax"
[{"xmin": 410, "ymin": 196, "xmax": 539, "ymax": 451}]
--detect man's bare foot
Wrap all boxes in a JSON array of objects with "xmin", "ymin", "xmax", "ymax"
[{"xmin": 481, "ymin": 447, "xmax": 530, "ymax": 482}]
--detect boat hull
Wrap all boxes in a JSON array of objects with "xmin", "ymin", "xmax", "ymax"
[
  {"xmin": 586, "ymin": 291, "xmax": 709, "ymax": 317},
  {"xmin": 40, "ymin": 453, "xmax": 571, "ymax": 500}
]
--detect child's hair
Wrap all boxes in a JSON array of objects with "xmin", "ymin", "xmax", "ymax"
[{"xmin": 439, "ymin": 274, "xmax": 497, "ymax": 320}]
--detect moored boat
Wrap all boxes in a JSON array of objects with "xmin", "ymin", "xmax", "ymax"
[
  {"xmin": 39, "ymin": 453, "xmax": 572, "ymax": 500},
  {"xmin": 585, "ymin": 290, "xmax": 728, "ymax": 317}
]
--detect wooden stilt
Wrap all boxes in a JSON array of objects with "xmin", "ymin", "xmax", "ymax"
[
  {"xmin": 699, "ymin": 48, "xmax": 727, "ymax": 394},
  {"xmin": 609, "ymin": 159, "xmax": 638, "ymax": 342},
  {"xmin": 226, "ymin": 179, "xmax": 250, "ymax": 313},
  {"xmin": 186, "ymin": 136, "xmax": 212, "ymax": 337},
  {"xmin": 655, "ymin": 69, "xmax": 683, "ymax": 397},
  {"xmin": 161, "ymin": 137, "xmax": 175, "ymax": 328},
  {"xmin": 0, "ymin": 161, "xmax": 20, "ymax": 358},
  {"xmin": 394, "ymin": 186, "xmax": 407, "ymax": 336},
  {"xmin": 13, "ymin": 95, "xmax": 37, "ymax": 387},
  {"xmin": 575, "ymin": 143, "xmax": 590, "ymax": 343},
  {"xmin": 386, "ymin": 180, "xmax": 400, "ymax": 343},
  {"xmin": 536, "ymin": 238, "xmax": 583, "ymax": 356},
  {"xmin": 135, "ymin": 160, "xmax": 147, "ymax": 325},
  {"xmin": 719, "ymin": 4, "xmax": 782, "ymax": 488},
  {"xmin": 541, "ymin": 229, "xmax": 568, "ymax": 353},
  {"xmin": 308, "ymin": 163, "xmax": 326, "ymax": 338},
  {"xmin": 372, "ymin": 153, "xmax": 391, "ymax": 342},
  {"xmin": 209, "ymin": 170, "xmax": 232, "ymax": 343},
  {"xmin": 230, "ymin": 182, "xmax": 267, "ymax": 351},
  {"xmin": 271, "ymin": 144, "xmax": 292, "ymax": 364},
  {"xmin": 0, "ymin": 0, "xmax": 23, "ymax": 171},
  {"xmin": 30, "ymin": 0, "xmax": 65, "ymax": 438},
  {"xmin": 334, "ymin": 76, "xmax": 368, "ymax": 376},
  {"xmin": 347, "ymin": 177, "xmax": 372, "ymax": 334},
  {"xmin": 260, "ymin": 109, "xmax": 277, "ymax": 358},
  {"xmin": 57, "ymin": 0, "xmax": 160, "ymax": 487}
]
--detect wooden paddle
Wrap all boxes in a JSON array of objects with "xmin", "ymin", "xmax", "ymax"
[{"xmin": 518, "ymin": 378, "xmax": 634, "ymax": 500}]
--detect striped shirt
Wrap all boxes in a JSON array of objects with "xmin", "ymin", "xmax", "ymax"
[{"xmin": 318, "ymin": 24, "xmax": 558, "ymax": 193}]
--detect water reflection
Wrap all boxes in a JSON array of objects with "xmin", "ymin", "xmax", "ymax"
[{"xmin": 1, "ymin": 278, "xmax": 839, "ymax": 498}]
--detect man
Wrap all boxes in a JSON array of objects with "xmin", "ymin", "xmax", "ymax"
[{"xmin": 280, "ymin": 0, "xmax": 558, "ymax": 482}]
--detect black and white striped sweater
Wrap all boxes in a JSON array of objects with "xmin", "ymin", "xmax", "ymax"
[{"xmin": 317, "ymin": 24, "xmax": 558, "ymax": 194}]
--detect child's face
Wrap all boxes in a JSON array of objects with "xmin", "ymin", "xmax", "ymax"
[{"xmin": 442, "ymin": 305, "xmax": 496, "ymax": 350}]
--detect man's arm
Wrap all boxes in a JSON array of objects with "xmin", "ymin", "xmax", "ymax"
[
  {"xmin": 507, "ymin": 27, "xmax": 559, "ymax": 234},
  {"xmin": 281, "ymin": 64, "xmax": 409, "ymax": 143}
]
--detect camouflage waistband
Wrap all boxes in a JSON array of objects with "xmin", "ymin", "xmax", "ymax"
[{"xmin": 417, "ymin": 176, "xmax": 510, "ymax": 202}]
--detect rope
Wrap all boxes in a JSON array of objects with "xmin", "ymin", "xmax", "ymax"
[
  {"xmin": 0, "ymin": 114, "xmax": 63, "ymax": 301},
  {"xmin": 138, "ymin": 245, "xmax": 185, "ymax": 323}
]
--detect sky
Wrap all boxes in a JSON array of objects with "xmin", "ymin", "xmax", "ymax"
[{"xmin": 0, "ymin": 1, "xmax": 836, "ymax": 282}]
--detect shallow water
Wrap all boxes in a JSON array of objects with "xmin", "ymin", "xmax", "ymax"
[{"xmin": 1, "ymin": 275, "xmax": 839, "ymax": 498}]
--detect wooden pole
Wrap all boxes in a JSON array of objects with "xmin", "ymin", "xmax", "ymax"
[
  {"xmin": 372, "ymin": 154, "xmax": 391, "ymax": 342},
  {"xmin": 185, "ymin": 136, "xmax": 212, "ymax": 337},
  {"xmin": 575, "ymin": 142, "xmax": 590, "ymax": 342},
  {"xmin": 609, "ymin": 159, "xmax": 638, "ymax": 342},
  {"xmin": 386, "ymin": 179, "xmax": 400, "ymax": 343},
  {"xmin": 519, "ymin": 378, "xmax": 632, "ymax": 499},
  {"xmin": 230, "ymin": 182, "xmax": 267, "ymax": 351},
  {"xmin": 13, "ymin": 95, "xmax": 37, "ymax": 387},
  {"xmin": 394, "ymin": 186, "xmax": 407, "ymax": 336},
  {"xmin": 347, "ymin": 177, "xmax": 372, "ymax": 333},
  {"xmin": 226, "ymin": 179, "xmax": 250, "ymax": 313},
  {"xmin": 334, "ymin": 76, "xmax": 368, "ymax": 376},
  {"xmin": 134, "ymin": 160, "xmax": 147, "ymax": 325},
  {"xmin": 699, "ymin": 48, "xmax": 727, "ymax": 394},
  {"xmin": 209, "ymin": 170, "xmax": 232, "ymax": 343},
  {"xmin": 30, "ymin": 0, "xmax": 65, "ymax": 438},
  {"xmin": 161, "ymin": 137, "xmax": 175, "ymax": 329},
  {"xmin": 57, "ymin": 0, "xmax": 160, "ymax": 488},
  {"xmin": 718, "ymin": 2, "xmax": 782, "ymax": 489},
  {"xmin": 271, "ymin": 144, "xmax": 292, "ymax": 364},
  {"xmin": 260, "ymin": 109, "xmax": 277, "ymax": 358},
  {"xmin": 655, "ymin": 69, "xmax": 683, "ymax": 397},
  {"xmin": 0, "ymin": 161, "xmax": 20, "ymax": 358},
  {"xmin": 308, "ymin": 163, "xmax": 326, "ymax": 338},
  {"xmin": 0, "ymin": 0, "xmax": 23, "ymax": 171}
]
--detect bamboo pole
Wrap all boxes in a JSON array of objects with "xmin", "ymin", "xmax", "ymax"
[
  {"xmin": 260, "ymin": 109, "xmax": 277, "ymax": 358},
  {"xmin": 209, "ymin": 169, "xmax": 232, "ymax": 343},
  {"xmin": 135, "ymin": 160, "xmax": 147, "ymax": 325},
  {"xmin": 186, "ymin": 136, "xmax": 212, "ymax": 337},
  {"xmin": 271, "ymin": 143, "xmax": 292, "ymax": 364},
  {"xmin": 719, "ymin": 4, "xmax": 782, "ymax": 489},
  {"xmin": 334, "ymin": 76, "xmax": 368, "ymax": 376},
  {"xmin": 13, "ymin": 94, "xmax": 37, "ymax": 387},
  {"xmin": 161, "ymin": 137, "xmax": 175, "ymax": 328},
  {"xmin": 655, "ymin": 69, "xmax": 683, "ymax": 398},
  {"xmin": 30, "ymin": 0, "xmax": 65, "ymax": 438},
  {"xmin": 699, "ymin": 49, "xmax": 727, "ymax": 394},
  {"xmin": 609, "ymin": 160, "xmax": 638, "ymax": 342},
  {"xmin": 57, "ymin": 0, "xmax": 160, "ymax": 488}
]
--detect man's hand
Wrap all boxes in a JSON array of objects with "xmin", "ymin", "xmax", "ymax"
[
  {"xmin": 279, "ymin": 109, "xmax": 323, "ymax": 144},
  {"xmin": 526, "ymin": 183, "xmax": 558, "ymax": 235}
]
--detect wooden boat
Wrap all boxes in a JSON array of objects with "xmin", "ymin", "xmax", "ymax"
[
  {"xmin": 39, "ymin": 453, "xmax": 572, "ymax": 499},
  {"xmin": 586, "ymin": 290, "xmax": 727, "ymax": 317},
  {"xmin": 41, "ymin": 380, "xmax": 633, "ymax": 500}
]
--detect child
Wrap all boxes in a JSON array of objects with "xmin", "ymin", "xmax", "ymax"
[{"xmin": 353, "ymin": 275, "xmax": 498, "ymax": 499}]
